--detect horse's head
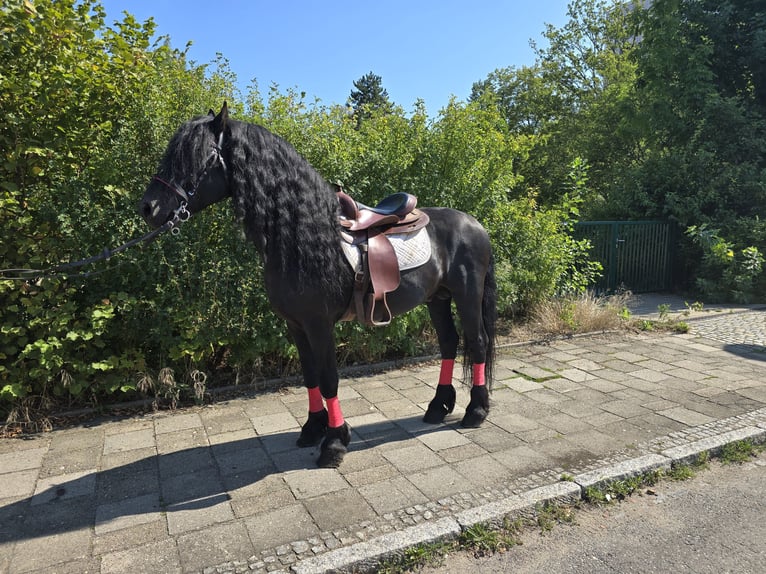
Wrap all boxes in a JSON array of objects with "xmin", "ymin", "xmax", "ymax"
[{"xmin": 139, "ymin": 102, "xmax": 231, "ymax": 229}]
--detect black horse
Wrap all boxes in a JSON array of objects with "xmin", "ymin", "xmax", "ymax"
[{"xmin": 140, "ymin": 103, "xmax": 496, "ymax": 468}]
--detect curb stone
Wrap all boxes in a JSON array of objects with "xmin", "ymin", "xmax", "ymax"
[
  {"xmin": 291, "ymin": 517, "xmax": 461, "ymax": 574},
  {"xmin": 573, "ymin": 453, "xmax": 671, "ymax": 490},
  {"xmin": 660, "ymin": 426, "xmax": 766, "ymax": 465}
]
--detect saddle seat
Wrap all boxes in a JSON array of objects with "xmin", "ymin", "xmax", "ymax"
[{"xmin": 336, "ymin": 188, "xmax": 430, "ymax": 326}]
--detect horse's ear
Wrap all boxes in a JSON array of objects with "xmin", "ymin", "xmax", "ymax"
[
  {"xmin": 208, "ymin": 109, "xmax": 215, "ymax": 117},
  {"xmin": 211, "ymin": 101, "xmax": 229, "ymax": 138}
]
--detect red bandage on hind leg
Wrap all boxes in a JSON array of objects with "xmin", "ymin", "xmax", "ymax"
[
  {"xmin": 438, "ymin": 359, "xmax": 455, "ymax": 386},
  {"xmin": 472, "ymin": 363, "xmax": 486, "ymax": 387},
  {"xmin": 325, "ymin": 396, "xmax": 345, "ymax": 428},
  {"xmin": 307, "ymin": 387, "xmax": 324, "ymax": 413}
]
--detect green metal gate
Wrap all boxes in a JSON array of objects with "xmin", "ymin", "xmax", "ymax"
[{"xmin": 574, "ymin": 221, "xmax": 675, "ymax": 293}]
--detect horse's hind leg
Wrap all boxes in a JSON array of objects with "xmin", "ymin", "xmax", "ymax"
[
  {"xmin": 454, "ymin": 286, "xmax": 490, "ymax": 428},
  {"xmin": 423, "ymin": 297, "xmax": 458, "ymax": 424}
]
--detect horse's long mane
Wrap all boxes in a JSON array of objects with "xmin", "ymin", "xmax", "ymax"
[{"xmin": 224, "ymin": 119, "xmax": 349, "ymax": 300}]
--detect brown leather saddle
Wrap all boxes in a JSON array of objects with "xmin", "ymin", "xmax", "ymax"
[{"xmin": 337, "ymin": 188, "xmax": 430, "ymax": 326}]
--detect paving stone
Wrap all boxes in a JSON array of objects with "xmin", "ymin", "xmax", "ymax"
[
  {"xmin": 659, "ymin": 406, "xmax": 715, "ymax": 426},
  {"xmin": 284, "ymin": 468, "xmax": 349, "ymax": 499},
  {"xmin": 409, "ymin": 464, "xmax": 475, "ymax": 500},
  {"xmin": 160, "ymin": 467, "xmax": 225, "ymax": 506},
  {"xmin": 214, "ymin": 444, "xmax": 272, "ymax": 475},
  {"xmin": 103, "ymin": 429, "xmax": 156, "ymax": 455},
  {"xmin": 381, "ymin": 443, "xmax": 444, "ymax": 473},
  {"xmin": 166, "ymin": 494, "xmax": 235, "ymax": 535},
  {"xmin": 100, "ymin": 538, "xmax": 181, "ymax": 574},
  {"xmin": 525, "ymin": 388, "xmax": 570, "ymax": 405},
  {"xmin": 32, "ymin": 470, "xmax": 96, "ymax": 505},
  {"xmin": 486, "ymin": 413, "xmax": 540, "ymax": 434},
  {"xmin": 200, "ymin": 407, "xmax": 254, "ymax": 436},
  {"xmin": 1, "ymin": 469, "xmax": 39, "ymax": 499},
  {"xmin": 452, "ymin": 454, "xmax": 511, "ymax": 487},
  {"xmin": 251, "ymin": 412, "xmax": 300, "ymax": 435},
  {"xmin": 158, "ymin": 447, "xmax": 215, "ymax": 478},
  {"xmin": 9, "ymin": 528, "xmax": 93, "ymax": 573},
  {"xmin": 154, "ymin": 412, "xmax": 203, "ymax": 434},
  {"xmin": 491, "ymin": 444, "xmax": 555, "ymax": 474},
  {"xmin": 40, "ymin": 445, "xmax": 101, "ymax": 478},
  {"xmin": 92, "ymin": 519, "xmax": 171, "ymax": 556},
  {"xmin": 600, "ymin": 399, "xmax": 651, "ymax": 419},
  {"xmin": 416, "ymin": 428, "xmax": 471, "ymax": 451},
  {"xmin": 245, "ymin": 503, "xmax": 319, "ymax": 553},
  {"xmin": 304, "ymin": 489, "xmax": 376, "ymax": 530},
  {"xmin": 95, "ymin": 493, "xmax": 162, "ymax": 535},
  {"xmin": 0, "ymin": 446, "xmax": 48, "ymax": 474}
]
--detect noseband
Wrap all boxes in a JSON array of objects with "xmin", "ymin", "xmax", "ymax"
[{"xmin": 151, "ymin": 133, "xmax": 227, "ymax": 233}]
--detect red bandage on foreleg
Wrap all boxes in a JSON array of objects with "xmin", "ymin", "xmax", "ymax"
[
  {"xmin": 438, "ymin": 359, "xmax": 455, "ymax": 386},
  {"xmin": 307, "ymin": 386, "xmax": 324, "ymax": 413},
  {"xmin": 472, "ymin": 363, "xmax": 486, "ymax": 387},
  {"xmin": 325, "ymin": 396, "xmax": 345, "ymax": 428}
]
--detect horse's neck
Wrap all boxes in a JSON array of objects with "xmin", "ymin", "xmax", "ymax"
[{"xmin": 233, "ymin": 128, "xmax": 346, "ymax": 278}]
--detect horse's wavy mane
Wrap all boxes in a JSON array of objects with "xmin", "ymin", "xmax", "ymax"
[
  {"xmin": 224, "ymin": 119, "xmax": 349, "ymax": 299},
  {"xmin": 158, "ymin": 114, "xmax": 349, "ymax": 300}
]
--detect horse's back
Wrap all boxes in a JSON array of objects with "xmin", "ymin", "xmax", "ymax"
[{"xmin": 421, "ymin": 207, "xmax": 492, "ymax": 263}]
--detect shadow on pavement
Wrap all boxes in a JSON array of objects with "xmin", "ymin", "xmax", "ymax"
[{"xmin": 0, "ymin": 415, "xmax": 454, "ymax": 545}]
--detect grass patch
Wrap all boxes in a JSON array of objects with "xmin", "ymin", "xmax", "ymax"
[
  {"xmin": 536, "ymin": 501, "xmax": 577, "ymax": 533},
  {"xmin": 583, "ymin": 469, "xmax": 664, "ymax": 504},
  {"xmin": 376, "ymin": 540, "xmax": 454, "ymax": 573},
  {"xmin": 720, "ymin": 439, "xmax": 765, "ymax": 464},
  {"xmin": 528, "ymin": 292, "xmax": 631, "ymax": 335},
  {"xmin": 459, "ymin": 519, "xmax": 522, "ymax": 556}
]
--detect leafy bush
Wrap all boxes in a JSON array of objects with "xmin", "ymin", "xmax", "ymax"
[{"xmin": 685, "ymin": 224, "xmax": 764, "ymax": 303}]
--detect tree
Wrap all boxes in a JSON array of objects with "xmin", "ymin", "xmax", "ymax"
[
  {"xmin": 349, "ymin": 71, "xmax": 394, "ymax": 126},
  {"xmin": 472, "ymin": 0, "xmax": 640, "ymax": 205}
]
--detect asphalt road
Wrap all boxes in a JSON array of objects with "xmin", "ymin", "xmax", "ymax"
[{"xmin": 421, "ymin": 449, "xmax": 766, "ymax": 574}]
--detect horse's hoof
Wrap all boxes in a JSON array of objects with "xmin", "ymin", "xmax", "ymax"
[
  {"xmin": 297, "ymin": 409, "xmax": 328, "ymax": 447},
  {"xmin": 460, "ymin": 406, "xmax": 488, "ymax": 428},
  {"xmin": 423, "ymin": 384, "xmax": 456, "ymax": 424},
  {"xmin": 460, "ymin": 385, "xmax": 490, "ymax": 428},
  {"xmin": 317, "ymin": 423, "xmax": 351, "ymax": 468}
]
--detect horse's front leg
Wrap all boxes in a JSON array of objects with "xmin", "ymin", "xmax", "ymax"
[
  {"xmin": 288, "ymin": 320, "xmax": 350, "ymax": 468},
  {"xmin": 289, "ymin": 323, "xmax": 329, "ymax": 447}
]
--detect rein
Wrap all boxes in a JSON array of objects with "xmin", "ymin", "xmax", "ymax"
[
  {"xmin": 2, "ymin": 135, "xmax": 227, "ymax": 282},
  {"xmin": 0, "ymin": 202, "xmax": 190, "ymax": 281}
]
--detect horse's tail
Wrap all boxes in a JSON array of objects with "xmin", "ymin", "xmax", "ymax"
[{"xmin": 463, "ymin": 252, "xmax": 497, "ymax": 390}]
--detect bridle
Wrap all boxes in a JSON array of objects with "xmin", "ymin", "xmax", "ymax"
[{"xmin": 151, "ymin": 132, "xmax": 227, "ymax": 234}]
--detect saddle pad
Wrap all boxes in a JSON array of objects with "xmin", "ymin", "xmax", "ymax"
[{"xmin": 341, "ymin": 227, "xmax": 432, "ymax": 273}]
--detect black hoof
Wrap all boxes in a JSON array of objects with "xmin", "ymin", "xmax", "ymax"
[
  {"xmin": 317, "ymin": 423, "xmax": 351, "ymax": 468},
  {"xmin": 423, "ymin": 384, "xmax": 456, "ymax": 424},
  {"xmin": 297, "ymin": 409, "xmax": 328, "ymax": 447},
  {"xmin": 460, "ymin": 385, "xmax": 490, "ymax": 428}
]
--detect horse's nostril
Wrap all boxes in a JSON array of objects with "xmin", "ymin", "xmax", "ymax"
[{"xmin": 141, "ymin": 202, "xmax": 152, "ymax": 218}]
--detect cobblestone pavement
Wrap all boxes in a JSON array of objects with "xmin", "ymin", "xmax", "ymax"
[{"xmin": 2, "ymin": 296, "xmax": 766, "ymax": 574}]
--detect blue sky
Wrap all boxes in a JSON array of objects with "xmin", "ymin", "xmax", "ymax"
[{"xmin": 99, "ymin": 1, "xmax": 571, "ymax": 114}]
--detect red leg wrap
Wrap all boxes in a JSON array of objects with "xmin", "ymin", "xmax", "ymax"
[
  {"xmin": 472, "ymin": 363, "xmax": 486, "ymax": 387},
  {"xmin": 308, "ymin": 387, "xmax": 324, "ymax": 413},
  {"xmin": 325, "ymin": 396, "xmax": 345, "ymax": 428},
  {"xmin": 438, "ymin": 359, "xmax": 455, "ymax": 386}
]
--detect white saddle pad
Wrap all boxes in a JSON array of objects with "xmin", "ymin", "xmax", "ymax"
[{"xmin": 340, "ymin": 227, "xmax": 432, "ymax": 273}]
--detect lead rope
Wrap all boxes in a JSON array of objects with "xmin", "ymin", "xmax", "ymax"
[{"xmin": 0, "ymin": 202, "xmax": 190, "ymax": 281}]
